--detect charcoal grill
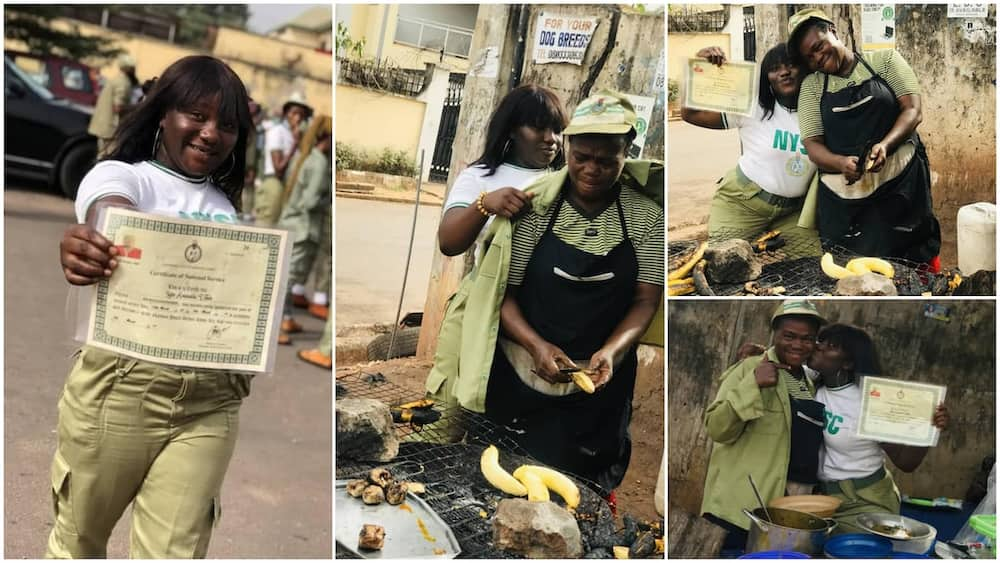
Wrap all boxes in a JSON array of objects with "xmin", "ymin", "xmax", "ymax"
[
  {"xmin": 336, "ymin": 372, "xmax": 619, "ymax": 559},
  {"xmin": 669, "ymin": 238, "xmax": 934, "ymax": 296}
]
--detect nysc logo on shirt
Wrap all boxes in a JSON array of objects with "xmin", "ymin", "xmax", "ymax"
[
  {"xmin": 772, "ymin": 130, "xmax": 809, "ymax": 156},
  {"xmin": 824, "ymin": 409, "xmax": 844, "ymax": 435}
]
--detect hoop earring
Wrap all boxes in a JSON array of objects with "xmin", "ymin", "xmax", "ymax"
[
  {"xmin": 502, "ymin": 139, "xmax": 511, "ymax": 156},
  {"xmin": 217, "ymin": 153, "xmax": 236, "ymax": 181},
  {"xmin": 151, "ymin": 127, "xmax": 162, "ymax": 160}
]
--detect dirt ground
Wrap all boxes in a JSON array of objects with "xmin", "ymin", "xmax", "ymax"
[{"xmin": 335, "ymin": 356, "xmax": 664, "ymax": 525}]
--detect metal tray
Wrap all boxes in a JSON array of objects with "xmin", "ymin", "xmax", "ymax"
[{"xmin": 335, "ymin": 479, "xmax": 462, "ymax": 559}]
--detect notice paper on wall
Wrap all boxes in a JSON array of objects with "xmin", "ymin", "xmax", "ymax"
[{"xmin": 532, "ymin": 14, "xmax": 599, "ymax": 65}]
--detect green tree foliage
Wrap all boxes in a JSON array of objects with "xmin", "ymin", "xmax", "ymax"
[
  {"xmin": 144, "ymin": 5, "xmax": 250, "ymax": 47},
  {"xmin": 336, "ymin": 21, "xmax": 365, "ymax": 59},
  {"xmin": 5, "ymin": 5, "xmax": 122, "ymax": 59}
]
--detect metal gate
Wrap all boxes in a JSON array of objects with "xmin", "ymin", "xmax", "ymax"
[
  {"xmin": 429, "ymin": 73, "xmax": 466, "ymax": 183},
  {"xmin": 743, "ymin": 7, "xmax": 756, "ymax": 62}
]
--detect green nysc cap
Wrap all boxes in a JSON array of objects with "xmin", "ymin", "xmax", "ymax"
[
  {"xmin": 787, "ymin": 8, "xmax": 836, "ymax": 63},
  {"xmin": 771, "ymin": 299, "xmax": 826, "ymax": 328},
  {"xmin": 562, "ymin": 90, "xmax": 637, "ymax": 136}
]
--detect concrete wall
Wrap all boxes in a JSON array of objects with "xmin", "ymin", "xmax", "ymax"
[
  {"xmin": 4, "ymin": 18, "xmax": 333, "ymax": 117},
  {"xmin": 339, "ymin": 4, "xmax": 471, "ymax": 72},
  {"xmin": 519, "ymin": 5, "xmax": 666, "ymax": 160},
  {"xmin": 335, "ymin": 83, "xmax": 425, "ymax": 157},
  {"xmin": 668, "ymin": 299, "xmax": 995, "ymax": 556}
]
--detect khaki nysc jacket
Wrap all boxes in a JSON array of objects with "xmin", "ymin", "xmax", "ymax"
[
  {"xmin": 425, "ymin": 160, "xmax": 664, "ymax": 414},
  {"xmin": 88, "ymin": 73, "xmax": 132, "ymax": 139},
  {"xmin": 277, "ymin": 147, "xmax": 331, "ymax": 244},
  {"xmin": 700, "ymin": 347, "xmax": 816, "ymax": 530}
]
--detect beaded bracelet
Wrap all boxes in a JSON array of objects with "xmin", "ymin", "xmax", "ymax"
[{"xmin": 475, "ymin": 191, "xmax": 491, "ymax": 217}]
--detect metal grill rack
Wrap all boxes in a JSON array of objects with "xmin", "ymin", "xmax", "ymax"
[
  {"xmin": 336, "ymin": 372, "xmax": 615, "ymax": 559},
  {"xmin": 669, "ymin": 238, "xmax": 933, "ymax": 296}
]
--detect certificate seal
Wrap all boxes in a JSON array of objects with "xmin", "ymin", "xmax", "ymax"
[{"xmin": 184, "ymin": 241, "xmax": 203, "ymax": 263}]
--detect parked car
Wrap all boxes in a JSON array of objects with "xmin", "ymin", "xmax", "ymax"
[
  {"xmin": 5, "ymin": 55, "xmax": 97, "ymax": 199},
  {"xmin": 5, "ymin": 50, "xmax": 100, "ymax": 107}
]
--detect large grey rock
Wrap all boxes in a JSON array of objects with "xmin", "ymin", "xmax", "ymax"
[
  {"xmin": 336, "ymin": 398, "xmax": 399, "ymax": 461},
  {"xmin": 835, "ymin": 273, "xmax": 898, "ymax": 296},
  {"xmin": 493, "ymin": 499, "xmax": 583, "ymax": 559},
  {"xmin": 705, "ymin": 239, "xmax": 761, "ymax": 283}
]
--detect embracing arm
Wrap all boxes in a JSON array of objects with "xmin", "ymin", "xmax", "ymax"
[{"xmin": 438, "ymin": 189, "xmax": 535, "ymax": 256}]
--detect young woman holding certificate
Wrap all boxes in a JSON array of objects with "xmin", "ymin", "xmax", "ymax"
[
  {"xmin": 681, "ymin": 44, "xmax": 821, "ymax": 258},
  {"xmin": 809, "ymin": 323, "xmax": 949, "ymax": 533},
  {"xmin": 53, "ymin": 55, "xmax": 254, "ymax": 558}
]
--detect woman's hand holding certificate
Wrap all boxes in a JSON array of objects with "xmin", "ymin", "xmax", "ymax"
[{"xmin": 85, "ymin": 208, "xmax": 290, "ymax": 373}]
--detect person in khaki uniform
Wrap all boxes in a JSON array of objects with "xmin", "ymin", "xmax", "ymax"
[
  {"xmin": 88, "ymin": 53, "xmax": 137, "ymax": 156},
  {"xmin": 275, "ymin": 116, "xmax": 332, "ymax": 344},
  {"xmin": 51, "ymin": 55, "xmax": 255, "ymax": 558},
  {"xmin": 701, "ymin": 300, "xmax": 826, "ymax": 552},
  {"xmin": 254, "ymin": 93, "xmax": 311, "ymax": 225}
]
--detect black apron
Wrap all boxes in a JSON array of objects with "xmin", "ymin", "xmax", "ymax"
[
  {"xmin": 485, "ymin": 188, "xmax": 639, "ymax": 492},
  {"xmin": 817, "ymin": 54, "xmax": 940, "ymax": 262},
  {"xmin": 787, "ymin": 396, "xmax": 825, "ymax": 484}
]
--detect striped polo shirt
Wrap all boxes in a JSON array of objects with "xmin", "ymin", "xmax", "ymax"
[{"xmin": 508, "ymin": 184, "xmax": 664, "ymax": 287}]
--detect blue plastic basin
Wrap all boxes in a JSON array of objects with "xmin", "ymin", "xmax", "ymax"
[
  {"xmin": 739, "ymin": 551, "xmax": 811, "ymax": 559},
  {"xmin": 824, "ymin": 533, "xmax": 893, "ymax": 558}
]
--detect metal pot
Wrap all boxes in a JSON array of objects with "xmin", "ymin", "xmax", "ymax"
[{"xmin": 744, "ymin": 507, "xmax": 837, "ymax": 556}]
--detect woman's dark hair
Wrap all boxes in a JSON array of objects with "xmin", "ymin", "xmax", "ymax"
[
  {"xmin": 105, "ymin": 56, "xmax": 252, "ymax": 210},
  {"xmin": 757, "ymin": 43, "xmax": 801, "ymax": 120},
  {"xmin": 817, "ymin": 323, "xmax": 882, "ymax": 376},
  {"xmin": 789, "ymin": 19, "xmax": 834, "ymax": 66},
  {"xmin": 472, "ymin": 84, "xmax": 569, "ymax": 175}
]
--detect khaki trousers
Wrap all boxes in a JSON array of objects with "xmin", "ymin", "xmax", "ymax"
[
  {"xmin": 827, "ymin": 470, "xmax": 901, "ymax": 535},
  {"xmin": 45, "ymin": 347, "xmax": 251, "ymax": 558},
  {"xmin": 253, "ymin": 176, "xmax": 285, "ymax": 226},
  {"xmin": 707, "ymin": 167, "xmax": 822, "ymax": 259}
]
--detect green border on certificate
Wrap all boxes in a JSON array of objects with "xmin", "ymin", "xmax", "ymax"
[
  {"xmin": 857, "ymin": 376, "xmax": 946, "ymax": 447},
  {"xmin": 87, "ymin": 208, "xmax": 289, "ymax": 373},
  {"xmin": 683, "ymin": 58, "xmax": 758, "ymax": 117}
]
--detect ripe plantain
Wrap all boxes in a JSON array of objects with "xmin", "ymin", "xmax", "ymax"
[
  {"xmin": 845, "ymin": 257, "xmax": 895, "ymax": 278},
  {"xmin": 570, "ymin": 370, "xmax": 596, "ymax": 394},
  {"xmin": 517, "ymin": 464, "xmax": 581, "ymax": 509},
  {"xmin": 512, "ymin": 466, "xmax": 550, "ymax": 502},
  {"xmin": 668, "ymin": 242, "xmax": 708, "ymax": 281},
  {"xmin": 480, "ymin": 445, "xmax": 528, "ymax": 496},
  {"xmin": 820, "ymin": 253, "xmax": 854, "ymax": 280}
]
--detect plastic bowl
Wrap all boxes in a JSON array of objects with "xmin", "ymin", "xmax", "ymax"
[{"xmin": 823, "ymin": 533, "xmax": 893, "ymax": 559}]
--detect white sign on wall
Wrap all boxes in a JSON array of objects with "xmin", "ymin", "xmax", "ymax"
[
  {"xmin": 862, "ymin": 4, "xmax": 896, "ymax": 52},
  {"xmin": 948, "ymin": 4, "xmax": 989, "ymax": 17},
  {"xmin": 532, "ymin": 14, "xmax": 599, "ymax": 65},
  {"xmin": 624, "ymin": 94, "xmax": 656, "ymax": 159},
  {"xmin": 652, "ymin": 48, "xmax": 665, "ymax": 92}
]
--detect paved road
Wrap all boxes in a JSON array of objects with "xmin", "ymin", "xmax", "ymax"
[
  {"xmin": 4, "ymin": 185, "xmax": 331, "ymax": 558},
  {"xmin": 335, "ymin": 197, "xmax": 440, "ymax": 328},
  {"xmin": 667, "ymin": 119, "xmax": 740, "ymax": 236}
]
